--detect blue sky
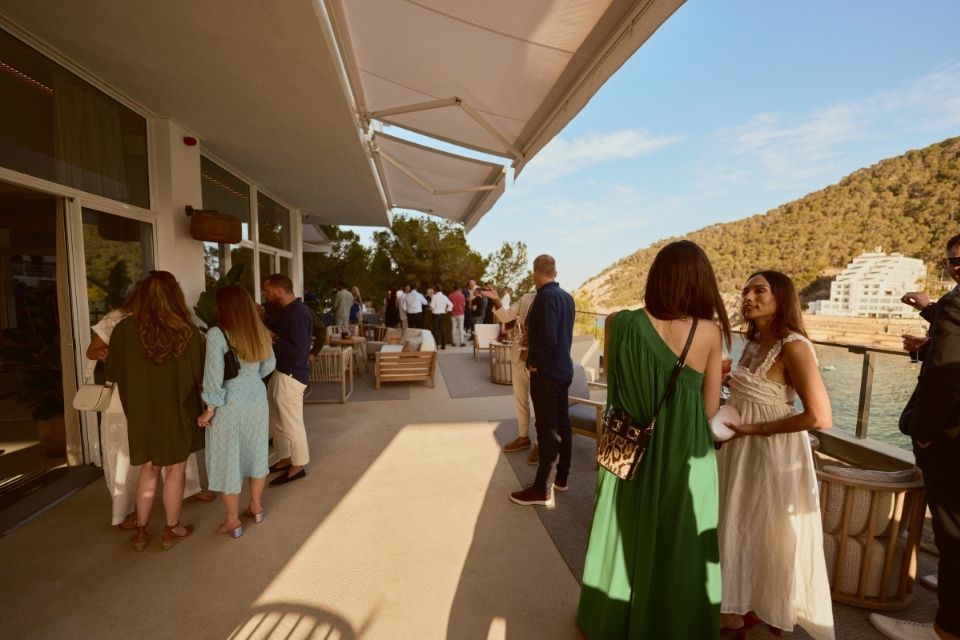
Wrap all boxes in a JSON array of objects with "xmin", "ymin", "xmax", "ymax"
[{"xmin": 353, "ymin": 1, "xmax": 960, "ymax": 292}]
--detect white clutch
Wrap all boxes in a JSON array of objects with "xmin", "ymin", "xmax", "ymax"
[
  {"xmin": 710, "ymin": 404, "xmax": 741, "ymax": 442},
  {"xmin": 73, "ymin": 382, "xmax": 113, "ymax": 412}
]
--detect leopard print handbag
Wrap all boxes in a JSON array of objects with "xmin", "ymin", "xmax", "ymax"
[
  {"xmin": 597, "ymin": 318, "xmax": 698, "ymax": 481},
  {"xmin": 597, "ymin": 408, "xmax": 657, "ymax": 480}
]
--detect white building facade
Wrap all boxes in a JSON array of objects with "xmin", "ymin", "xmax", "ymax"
[{"xmin": 818, "ymin": 250, "xmax": 926, "ymax": 318}]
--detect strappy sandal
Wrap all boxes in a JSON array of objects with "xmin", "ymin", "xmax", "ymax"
[
  {"xmin": 243, "ymin": 508, "xmax": 265, "ymax": 524},
  {"xmin": 160, "ymin": 523, "xmax": 194, "ymax": 550}
]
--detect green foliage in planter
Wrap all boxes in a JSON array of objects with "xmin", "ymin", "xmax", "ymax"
[
  {"xmin": 0, "ymin": 284, "xmax": 64, "ymax": 421},
  {"xmin": 194, "ymin": 263, "xmax": 244, "ymax": 329}
]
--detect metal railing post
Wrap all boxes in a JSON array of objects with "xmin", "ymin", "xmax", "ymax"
[{"xmin": 852, "ymin": 348, "xmax": 877, "ymax": 439}]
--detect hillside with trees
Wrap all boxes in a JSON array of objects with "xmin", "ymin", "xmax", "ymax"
[{"xmin": 576, "ymin": 136, "xmax": 960, "ymax": 313}]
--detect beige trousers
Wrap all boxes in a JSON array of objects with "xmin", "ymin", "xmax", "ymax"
[
  {"xmin": 511, "ymin": 358, "xmax": 533, "ymax": 437},
  {"xmin": 268, "ymin": 373, "xmax": 310, "ymax": 466}
]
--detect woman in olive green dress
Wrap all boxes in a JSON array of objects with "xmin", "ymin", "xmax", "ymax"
[
  {"xmin": 578, "ymin": 241, "xmax": 731, "ymax": 638},
  {"xmin": 107, "ymin": 271, "xmax": 204, "ymax": 551}
]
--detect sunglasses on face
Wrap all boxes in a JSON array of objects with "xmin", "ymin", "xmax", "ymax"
[{"xmin": 945, "ymin": 257, "xmax": 960, "ymax": 266}]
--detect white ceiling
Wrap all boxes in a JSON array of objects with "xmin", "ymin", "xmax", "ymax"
[{"xmin": 0, "ymin": 0, "xmax": 391, "ymax": 226}]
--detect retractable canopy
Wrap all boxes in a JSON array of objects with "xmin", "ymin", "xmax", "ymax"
[
  {"xmin": 372, "ymin": 132, "xmax": 505, "ymax": 231},
  {"xmin": 328, "ymin": 0, "xmax": 684, "ymax": 175}
]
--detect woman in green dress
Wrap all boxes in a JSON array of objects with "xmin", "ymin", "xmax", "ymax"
[
  {"xmin": 107, "ymin": 271, "xmax": 204, "ymax": 552},
  {"xmin": 578, "ymin": 240, "xmax": 731, "ymax": 638}
]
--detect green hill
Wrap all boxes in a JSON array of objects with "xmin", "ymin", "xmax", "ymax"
[{"xmin": 575, "ymin": 136, "xmax": 960, "ymax": 312}]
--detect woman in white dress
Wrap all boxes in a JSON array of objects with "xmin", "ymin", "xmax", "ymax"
[
  {"xmin": 718, "ymin": 270, "xmax": 834, "ymax": 639},
  {"xmin": 86, "ymin": 283, "xmax": 212, "ymax": 529}
]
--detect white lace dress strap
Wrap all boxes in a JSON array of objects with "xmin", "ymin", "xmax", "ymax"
[
  {"xmin": 754, "ymin": 340, "xmax": 784, "ymax": 378},
  {"xmin": 782, "ymin": 333, "xmax": 819, "ymax": 366}
]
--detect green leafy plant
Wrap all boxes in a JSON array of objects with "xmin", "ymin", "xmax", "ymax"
[
  {"xmin": 0, "ymin": 284, "xmax": 64, "ymax": 421},
  {"xmin": 194, "ymin": 263, "xmax": 244, "ymax": 329}
]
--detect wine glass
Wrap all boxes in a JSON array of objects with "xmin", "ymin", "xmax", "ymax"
[{"xmin": 902, "ymin": 325, "xmax": 926, "ymax": 363}]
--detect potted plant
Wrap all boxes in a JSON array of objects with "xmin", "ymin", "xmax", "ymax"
[{"xmin": 0, "ymin": 283, "xmax": 66, "ymax": 456}]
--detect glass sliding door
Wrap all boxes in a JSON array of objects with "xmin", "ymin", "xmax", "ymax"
[{"xmin": 0, "ymin": 181, "xmax": 70, "ymax": 480}]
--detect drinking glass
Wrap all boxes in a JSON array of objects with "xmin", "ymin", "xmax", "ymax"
[{"xmin": 903, "ymin": 325, "xmax": 925, "ymax": 363}]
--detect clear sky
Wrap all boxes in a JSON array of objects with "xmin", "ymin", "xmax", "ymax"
[{"xmin": 351, "ymin": 1, "xmax": 960, "ymax": 292}]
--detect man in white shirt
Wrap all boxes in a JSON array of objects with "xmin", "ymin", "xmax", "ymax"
[
  {"xmin": 333, "ymin": 281, "xmax": 353, "ymax": 327},
  {"xmin": 402, "ymin": 284, "xmax": 428, "ymax": 329},
  {"xmin": 428, "ymin": 284, "xmax": 454, "ymax": 350},
  {"xmin": 397, "ymin": 285, "xmax": 410, "ymax": 331}
]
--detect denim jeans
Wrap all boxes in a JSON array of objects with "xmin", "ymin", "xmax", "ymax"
[{"xmin": 530, "ymin": 371, "xmax": 571, "ymax": 493}]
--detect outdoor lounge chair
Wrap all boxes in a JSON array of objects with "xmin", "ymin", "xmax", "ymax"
[
  {"xmin": 308, "ymin": 346, "xmax": 353, "ymax": 403},
  {"xmin": 817, "ymin": 462, "xmax": 926, "ymax": 609},
  {"xmin": 568, "ymin": 364, "xmax": 606, "ymax": 439},
  {"xmin": 472, "ymin": 324, "xmax": 500, "ymax": 360}
]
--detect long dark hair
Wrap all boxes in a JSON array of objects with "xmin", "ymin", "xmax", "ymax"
[
  {"xmin": 644, "ymin": 240, "xmax": 731, "ymax": 348},
  {"xmin": 742, "ymin": 270, "xmax": 807, "ymax": 342}
]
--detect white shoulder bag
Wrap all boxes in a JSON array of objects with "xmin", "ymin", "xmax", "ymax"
[{"xmin": 72, "ymin": 360, "xmax": 114, "ymax": 412}]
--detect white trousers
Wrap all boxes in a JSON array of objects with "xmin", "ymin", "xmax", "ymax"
[
  {"xmin": 400, "ymin": 309, "xmax": 408, "ymax": 332},
  {"xmin": 451, "ymin": 315, "xmax": 465, "ymax": 346},
  {"xmin": 268, "ymin": 373, "xmax": 310, "ymax": 466},
  {"xmin": 511, "ymin": 358, "xmax": 533, "ymax": 437},
  {"xmin": 101, "ymin": 400, "xmax": 202, "ymax": 525}
]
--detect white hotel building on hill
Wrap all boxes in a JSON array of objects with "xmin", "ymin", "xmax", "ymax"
[{"xmin": 817, "ymin": 249, "xmax": 926, "ymax": 318}]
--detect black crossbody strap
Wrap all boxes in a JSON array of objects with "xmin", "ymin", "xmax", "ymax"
[{"xmin": 650, "ymin": 318, "xmax": 698, "ymax": 417}]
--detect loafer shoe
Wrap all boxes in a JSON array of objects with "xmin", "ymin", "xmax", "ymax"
[
  {"xmin": 502, "ymin": 436, "xmax": 531, "ymax": 452},
  {"xmin": 868, "ymin": 614, "xmax": 938, "ymax": 640},
  {"xmin": 510, "ymin": 486, "xmax": 553, "ymax": 507},
  {"xmin": 270, "ymin": 469, "xmax": 306, "ymax": 486},
  {"xmin": 553, "ymin": 478, "xmax": 568, "ymax": 492}
]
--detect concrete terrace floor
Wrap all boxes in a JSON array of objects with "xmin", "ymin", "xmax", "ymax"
[{"xmin": 0, "ymin": 345, "xmax": 938, "ymax": 639}]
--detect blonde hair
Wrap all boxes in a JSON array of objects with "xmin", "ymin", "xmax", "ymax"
[
  {"xmin": 216, "ymin": 284, "xmax": 272, "ymax": 362},
  {"xmin": 134, "ymin": 271, "xmax": 194, "ymax": 365}
]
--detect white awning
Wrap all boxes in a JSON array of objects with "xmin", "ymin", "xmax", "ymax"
[
  {"xmin": 327, "ymin": 0, "xmax": 684, "ymax": 175},
  {"xmin": 372, "ymin": 132, "xmax": 505, "ymax": 230},
  {"xmin": 301, "ymin": 217, "xmax": 334, "ymax": 253}
]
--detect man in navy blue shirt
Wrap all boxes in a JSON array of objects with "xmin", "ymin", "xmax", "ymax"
[
  {"xmin": 511, "ymin": 255, "xmax": 575, "ymax": 507},
  {"xmin": 262, "ymin": 274, "xmax": 313, "ymax": 485}
]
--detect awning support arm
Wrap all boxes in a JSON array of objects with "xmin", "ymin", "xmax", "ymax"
[
  {"xmin": 377, "ymin": 148, "xmax": 500, "ymax": 196},
  {"xmin": 369, "ymin": 96, "xmax": 523, "ymax": 161}
]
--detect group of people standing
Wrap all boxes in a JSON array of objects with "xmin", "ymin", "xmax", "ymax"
[
  {"xmin": 384, "ymin": 280, "xmax": 508, "ymax": 349},
  {"xmin": 90, "ymin": 271, "xmax": 313, "ymax": 551}
]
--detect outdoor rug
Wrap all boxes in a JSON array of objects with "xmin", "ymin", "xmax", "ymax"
[
  {"xmin": 494, "ymin": 419, "xmax": 597, "ymax": 581},
  {"xmin": 438, "ymin": 353, "xmax": 513, "ymax": 399},
  {"xmin": 306, "ymin": 366, "xmax": 410, "ymax": 403}
]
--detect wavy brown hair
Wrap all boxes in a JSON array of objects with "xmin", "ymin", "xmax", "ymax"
[
  {"xmin": 644, "ymin": 240, "xmax": 732, "ymax": 348},
  {"xmin": 742, "ymin": 270, "xmax": 807, "ymax": 342},
  {"xmin": 216, "ymin": 284, "xmax": 272, "ymax": 362},
  {"xmin": 133, "ymin": 271, "xmax": 194, "ymax": 365}
]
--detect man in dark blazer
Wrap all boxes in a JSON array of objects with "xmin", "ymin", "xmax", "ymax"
[
  {"xmin": 871, "ymin": 234, "xmax": 960, "ymax": 640},
  {"xmin": 510, "ymin": 254, "xmax": 575, "ymax": 507}
]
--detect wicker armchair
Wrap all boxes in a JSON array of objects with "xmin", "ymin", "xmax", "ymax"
[
  {"xmin": 817, "ymin": 464, "xmax": 926, "ymax": 609},
  {"xmin": 308, "ymin": 346, "xmax": 353, "ymax": 403}
]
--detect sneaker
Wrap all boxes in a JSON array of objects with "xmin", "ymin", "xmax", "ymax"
[
  {"xmin": 920, "ymin": 574, "xmax": 938, "ymax": 592},
  {"xmin": 502, "ymin": 436, "xmax": 531, "ymax": 452},
  {"xmin": 527, "ymin": 444, "xmax": 539, "ymax": 466},
  {"xmin": 510, "ymin": 485, "xmax": 553, "ymax": 506},
  {"xmin": 553, "ymin": 477, "xmax": 568, "ymax": 492},
  {"xmin": 868, "ymin": 614, "xmax": 938, "ymax": 640}
]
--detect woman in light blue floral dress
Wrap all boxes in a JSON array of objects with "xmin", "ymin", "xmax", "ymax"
[{"xmin": 198, "ymin": 285, "xmax": 276, "ymax": 538}]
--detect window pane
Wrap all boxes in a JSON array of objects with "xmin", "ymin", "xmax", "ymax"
[
  {"xmin": 200, "ymin": 157, "xmax": 250, "ymax": 239},
  {"xmin": 280, "ymin": 256, "xmax": 292, "ymax": 279},
  {"xmin": 203, "ymin": 241, "xmax": 227, "ymax": 290},
  {"xmin": 259, "ymin": 252, "xmax": 274, "ymax": 283},
  {"xmin": 81, "ymin": 208, "xmax": 154, "ymax": 325},
  {"xmin": 257, "ymin": 192, "xmax": 290, "ymax": 250},
  {"xmin": 0, "ymin": 29, "xmax": 149, "ymax": 208},
  {"xmin": 230, "ymin": 246, "xmax": 255, "ymax": 297}
]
